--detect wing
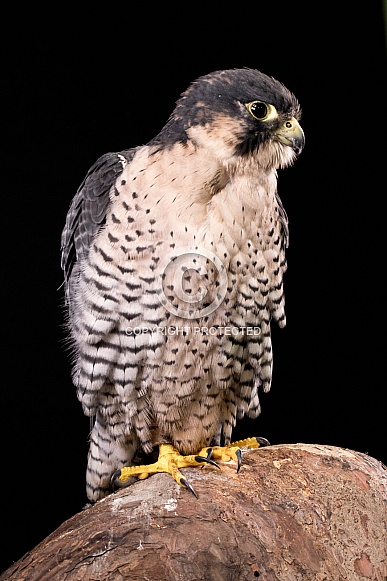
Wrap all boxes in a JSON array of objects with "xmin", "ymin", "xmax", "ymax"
[
  {"xmin": 61, "ymin": 148, "xmax": 138, "ymax": 305},
  {"xmin": 275, "ymin": 191, "xmax": 289, "ymax": 250}
]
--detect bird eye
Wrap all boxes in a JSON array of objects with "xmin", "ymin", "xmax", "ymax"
[{"xmin": 246, "ymin": 101, "xmax": 270, "ymax": 121}]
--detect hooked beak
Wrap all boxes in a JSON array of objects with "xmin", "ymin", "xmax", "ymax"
[{"xmin": 274, "ymin": 117, "xmax": 305, "ymax": 154}]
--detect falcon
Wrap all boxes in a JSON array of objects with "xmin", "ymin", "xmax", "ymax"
[{"xmin": 61, "ymin": 68, "xmax": 304, "ymax": 502}]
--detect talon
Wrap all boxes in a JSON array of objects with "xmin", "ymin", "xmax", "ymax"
[
  {"xmin": 256, "ymin": 437, "xmax": 270, "ymax": 447},
  {"xmin": 236, "ymin": 448, "xmax": 243, "ymax": 473},
  {"xmin": 194, "ymin": 455, "xmax": 220, "ymax": 469},
  {"xmin": 110, "ymin": 469, "xmax": 124, "ymax": 492},
  {"xmin": 180, "ymin": 477, "xmax": 198, "ymax": 498},
  {"xmin": 205, "ymin": 447, "xmax": 214, "ymax": 461}
]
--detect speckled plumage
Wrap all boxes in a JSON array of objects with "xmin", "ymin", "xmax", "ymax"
[{"xmin": 61, "ymin": 68, "xmax": 304, "ymax": 501}]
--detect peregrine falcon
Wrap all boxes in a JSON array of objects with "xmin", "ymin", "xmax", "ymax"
[{"xmin": 61, "ymin": 68, "xmax": 304, "ymax": 502}]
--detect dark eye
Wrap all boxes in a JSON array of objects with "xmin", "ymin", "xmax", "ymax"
[{"xmin": 246, "ymin": 101, "xmax": 269, "ymax": 120}]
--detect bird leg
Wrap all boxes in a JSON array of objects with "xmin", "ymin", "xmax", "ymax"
[
  {"xmin": 111, "ymin": 437, "xmax": 270, "ymax": 498},
  {"xmin": 111, "ymin": 443, "xmax": 220, "ymax": 498}
]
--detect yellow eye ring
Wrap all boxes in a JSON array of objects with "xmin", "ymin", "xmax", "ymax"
[{"xmin": 245, "ymin": 101, "xmax": 277, "ymax": 122}]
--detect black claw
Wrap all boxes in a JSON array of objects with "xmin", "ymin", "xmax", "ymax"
[
  {"xmin": 110, "ymin": 469, "xmax": 122, "ymax": 492},
  {"xmin": 236, "ymin": 448, "xmax": 243, "ymax": 473},
  {"xmin": 194, "ymin": 454, "xmax": 221, "ymax": 469},
  {"xmin": 110, "ymin": 469, "xmax": 135, "ymax": 492},
  {"xmin": 256, "ymin": 437, "xmax": 270, "ymax": 447},
  {"xmin": 180, "ymin": 477, "xmax": 198, "ymax": 498},
  {"xmin": 205, "ymin": 447, "xmax": 214, "ymax": 460}
]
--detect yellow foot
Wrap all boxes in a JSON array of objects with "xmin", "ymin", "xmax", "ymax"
[
  {"xmin": 111, "ymin": 437, "xmax": 270, "ymax": 498},
  {"xmin": 197, "ymin": 436, "xmax": 271, "ymax": 472},
  {"xmin": 111, "ymin": 443, "xmax": 220, "ymax": 498}
]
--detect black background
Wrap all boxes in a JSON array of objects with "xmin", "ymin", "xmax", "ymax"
[{"xmin": 1, "ymin": 5, "xmax": 386, "ymax": 574}]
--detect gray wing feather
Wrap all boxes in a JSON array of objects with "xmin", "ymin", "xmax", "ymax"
[
  {"xmin": 61, "ymin": 148, "xmax": 137, "ymax": 304},
  {"xmin": 275, "ymin": 191, "xmax": 289, "ymax": 249}
]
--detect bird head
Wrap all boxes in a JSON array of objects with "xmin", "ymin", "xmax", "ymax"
[{"xmin": 151, "ymin": 68, "xmax": 304, "ymax": 171}]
